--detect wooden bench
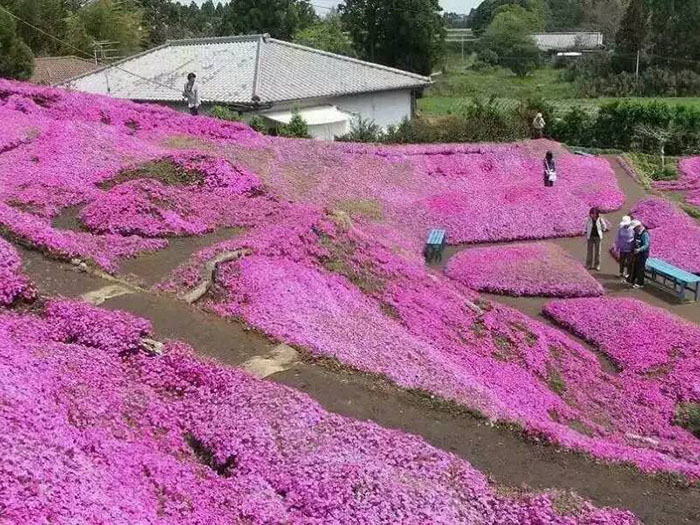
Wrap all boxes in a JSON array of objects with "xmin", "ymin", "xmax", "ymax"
[
  {"xmin": 424, "ymin": 229, "xmax": 446, "ymax": 263},
  {"xmin": 645, "ymin": 258, "xmax": 700, "ymax": 302}
]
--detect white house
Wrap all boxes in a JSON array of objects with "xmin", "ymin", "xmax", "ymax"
[
  {"xmin": 533, "ymin": 32, "xmax": 604, "ymax": 52},
  {"xmin": 62, "ymin": 35, "xmax": 432, "ymax": 140}
]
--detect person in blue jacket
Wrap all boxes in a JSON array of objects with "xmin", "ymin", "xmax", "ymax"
[{"xmin": 628, "ymin": 220, "xmax": 651, "ymax": 288}]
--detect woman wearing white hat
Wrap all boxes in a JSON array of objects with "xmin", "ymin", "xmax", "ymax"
[{"xmin": 616, "ymin": 215, "xmax": 635, "ymax": 279}]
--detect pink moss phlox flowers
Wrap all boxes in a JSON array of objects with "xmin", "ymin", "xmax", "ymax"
[
  {"xmin": 631, "ymin": 197, "xmax": 700, "ymax": 273},
  {"xmin": 162, "ymin": 210, "xmax": 700, "ymax": 478},
  {"xmin": 445, "ymin": 242, "xmax": 605, "ymax": 297},
  {"xmin": 655, "ymin": 157, "xmax": 700, "ymax": 191},
  {"xmin": 0, "ymin": 301, "xmax": 638, "ymax": 523},
  {"xmin": 544, "ymin": 297, "xmax": 700, "ymax": 403},
  {"xmin": 0, "ymin": 238, "xmax": 36, "ymax": 306}
]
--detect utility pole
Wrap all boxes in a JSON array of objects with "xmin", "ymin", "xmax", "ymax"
[{"xmin": 635, "ymin": 49, "xmax": 640, "ymax": 78}]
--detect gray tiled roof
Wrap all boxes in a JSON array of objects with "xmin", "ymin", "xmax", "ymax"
[{"xmin": 63, "ymin": 35, "xmax": 431, "ymax": 104}]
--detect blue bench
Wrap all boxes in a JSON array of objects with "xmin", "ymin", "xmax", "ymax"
[
  {"xmin": 424, "ymin": 229, "xmax": 446, "ymax": 263},
  {"xmin": 645, "ymin": 258, "xmax": 700, "ymax": 302}
]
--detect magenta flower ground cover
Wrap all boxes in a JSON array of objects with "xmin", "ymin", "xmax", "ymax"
[
  {"xmin": 0, "ymin": 301, "xmax": 638, "ymax": 523},
  {"xmin": 544, "ymin": 297, "xmax": 700, "ymax": 396},
  {"xmin": 445, "ymin": 242, "xmax": 604, "ymax": 297},
  {"xmin": 631, "ymin": 197, "xmax": 700, "ymax": 274},
  {"xmin": 0, "ymin": 78, "xmax": 625, "ymax": 272},
  {"xmin": 162, "ymin": 210, "xmax": 700, "ymax": 478},
  {"xmin": 0, "ymin": 238, "xmax": 35, "ymax": 305},
  {"xmin": 223, "ymin": 137, "xmax": 625, "ymax": 245},
  {"xmin": 654, "ymin": 157, "xmax": 700, "ymax": 192}
]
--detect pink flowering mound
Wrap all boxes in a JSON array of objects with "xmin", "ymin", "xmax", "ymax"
[
  {"xmin": 226, "ymin": 138, "xmax": 624, "ymax": 244},
  {"xmin": 161, "ymin": 208, "xmax": 700, "ymax": 478},
  {"xmin": 0, "ymin": 300, "xmax": 638, "ymax": 523},
  {"xmin": 655, "ymin": 157, "xmax": 700, "ymax": 192},
  {"xmin": 0, "ymin": 79, "xmax": 624, "ymax": 273},
  {"xmin": 0, "ymin": 238, "xmax": 36, "ymax": 306},
  {"xmin": 0, "ymin": 80, "xmax": 263, "ymax": 271},
  {"xmin": 445, "ymin": 242, "xmax": 604, "ymax": 297},
  {"xmin": 544, "ymin": 298, "xmax": 700, "ymax": 442},
  {"xmin": 631, "ymin": 197, "xmax": 700, "ymax": 274}
]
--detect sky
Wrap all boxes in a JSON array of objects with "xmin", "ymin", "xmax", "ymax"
[
  {"xmin": 311, "ymin": 0, "xmax": 481, "ymax": 14},
  {"xmin": 181, "ymin": 1, "xmax": 483, "ymax": 15}
]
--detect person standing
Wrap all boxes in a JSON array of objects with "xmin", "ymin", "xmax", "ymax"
[
  {"xmin": 616, "ymin": 215, "xmax": 635, "ymax": 279},
  {"xmin": 628, "ymin": 220, "xmax": 651, "ymax": 289},
  {"xmin": 183, "ymin": 72, "xmax": 201, "ymax": 116},
  {"xmin": 543, "ymin": 151, "xmax": 556, "ymax": 187},
  {"xmin": 533, "ymin": 112, "xmax": 546, "ymax": 138},
  {"xmin": 585, "ymin": 207, "xmax": 609, "ymax": 271}
]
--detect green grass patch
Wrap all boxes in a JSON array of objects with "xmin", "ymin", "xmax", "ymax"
[
  {"xmin": 673, "ymin": 402, "xmax": 700, "ymax": 438},
  {"xmin": 624, "ymin": 153, "xmax": 678, "ymax": 190}
]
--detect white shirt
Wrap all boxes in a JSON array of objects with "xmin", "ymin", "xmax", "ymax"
[{"xmin": 183, "ymin": 81, "xmax": 200, "ymax": 108}]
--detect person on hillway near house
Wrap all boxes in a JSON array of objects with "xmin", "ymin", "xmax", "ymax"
[
  {"xmin": 616, "ymin": 215, "xmax": 635, "ymax": 280},
  {"xmin": 533, "ymin": 112, "xmax": 546, "ymax": 139},
  {"xmin": 183, "ymin": 72, "xmax": 201, "ymax": 116},
  {"xmin": 628, "ymin": 220, "xmax": 651, "ymax": 289},
  {"xmin": 585, "ymin": 207, "xmax": 609, "ymax": 271},
  {"xmin": 543, "ymin": 151, "xmax": 556, "ymax": 187}
]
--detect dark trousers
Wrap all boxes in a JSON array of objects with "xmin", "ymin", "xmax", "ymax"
[
  {"xmin": 619, "ymin": 251, "xmax": 632, "ymax": 276},
  {"xmin": 189, "ymin": 106, "xmax": 199, "ymax": 116},
  {"xmin": 544, "ymin": 175, "xmax": 553, "ymax": 187},
  {"xmin": 628, "ymin": 254, "xmax": 648, "ymax": 285}
]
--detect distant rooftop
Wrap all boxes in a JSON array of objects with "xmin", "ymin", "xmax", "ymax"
[
  {"xmin": 31, "ymin": 56, "xmax": 100, "ymax": 86},
  {"xmin": 62, "ymin": 35, "xmax": 432, "ymax": 104}
]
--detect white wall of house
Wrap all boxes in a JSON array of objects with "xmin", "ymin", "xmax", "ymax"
[
  {"xmin": 158, "ymin": 88, "xmax": 415, "ymax": 140},
  {"xmin": 271, "ymin": 89, "xmax": 414, "ymax": 131}
]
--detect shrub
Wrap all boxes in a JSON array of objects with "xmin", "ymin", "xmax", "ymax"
[
  {"xmin": 247, "ymin": 115, "xmax": 266, "ymax": 133},
  {"xmin": 279, "ymin": 108, "xmax": 311, "ymax": 139},
  {"xmin": 337, "ymin": 116, "xmax": 383, "ymax": 143},
  {"xmin": 210, "ymin": 105, "xmax": 241, "ymax": 122}
]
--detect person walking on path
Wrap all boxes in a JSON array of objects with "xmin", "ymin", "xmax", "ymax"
[
  {"xmin": 543, "ymin": 151, "xmax": 556, "ymax": 187},
  {"xmin": 585, "ymin": 207, "xmax": 609, "ymax": 271},
  {"xmin": 628, "ymin": 220, "xmax": 651, "ymax": 289},
  {"xmin": 533, "ymin": 112, "xmax": 546, "ymax": 139},
  {"xmin": 183, "ymin": 72, "xmax": 201, "ymax": 116},
  {"xmin": 616, "ymin": 215, "xmax": 635, "ymax": 279}
]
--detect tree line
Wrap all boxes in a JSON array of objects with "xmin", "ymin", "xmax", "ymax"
[{"xmin": 0, "ymin": 0, "xmax": 444, "ymax": 81}]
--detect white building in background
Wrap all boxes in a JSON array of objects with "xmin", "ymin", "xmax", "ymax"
[
  {"xmin": 533, "ymin": 32, "xmax": 604, "ymax": 52},
  {"xmin": 63, "ymin": 35, "xmax": 432, "ymax": 141}
]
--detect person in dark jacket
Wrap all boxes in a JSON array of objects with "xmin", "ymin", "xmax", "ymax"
[
  {"xmin": 628, "ymin": 221, "xmax": 651, "ymax": 288},
  {"xmin": 543, "ymin": 151, "xmax": 556, "ymax": 187}
]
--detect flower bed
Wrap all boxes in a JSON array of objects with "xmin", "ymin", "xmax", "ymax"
[
  {"xmin": 445, "ymin": 242, "xmax": 604, "ymax": 297},
  {"xmin": 654, "ymin": 157, "xmax": 700, "ymax": 192},
  {"xmin": 225, "ymin": 138, "xmax": 625, "ymax": 245},
  {"xmin": 0, "ymin": 300, "xmax": 637, "ymax": 523},
  {"xmin": 0, "ymin": 237, "xmax": 35, "ymax": 305},
  {"xmin": 0, "ymin": 78, "xmax": 625, "ymax": 272},
  {"xmin": 631, "ymin": 197, "xmax": 700, "ymax": 274},
  {"xmin": 162, "ymin": 211, "xmax": 700, "ymax": 478},
  {"xmin": 544, "ymin": 297, "xmax": 700, "ymax": 428}
]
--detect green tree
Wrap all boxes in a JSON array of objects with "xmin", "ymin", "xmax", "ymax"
[
  {"xmin": 480, "ymin": 5, "xmax": 542, "ymax": 77},
  {"xmin": 64, "ymin": 0, "xmax": 146, "ymax": 57},
  {"xmin": 616, "ymin": 0, "xmax": 649, "ymax": 57},
  {"xmin": 218, "ymin": 0, "xmax": 317, "ymax": 40},
  {"xmin": 468, "ymin": 0, "xmax": 530, "ymax": 35},
  {"xmin": 647, "ymin": 0, "xmax": 700, "ymax": 68},
  {"xmin": 0, "ymin": 8, "xmax": 34, "ymax": 80},
  {"xmin": 340, "ymin": 0, "xmax": 445, "ymax": 76},
  {"xmin": 293, "ymin": 14, "xmax": 355, "ymax": 56}
]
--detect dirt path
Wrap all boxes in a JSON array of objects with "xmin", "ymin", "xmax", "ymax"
[{"xmin": 17, "ymin": 220, "xmax": 700, "ymax": 524}]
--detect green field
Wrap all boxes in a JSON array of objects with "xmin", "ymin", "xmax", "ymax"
[{"xmin": 420, "ymin": 62, "xmax": 700, "ymax": 117}]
